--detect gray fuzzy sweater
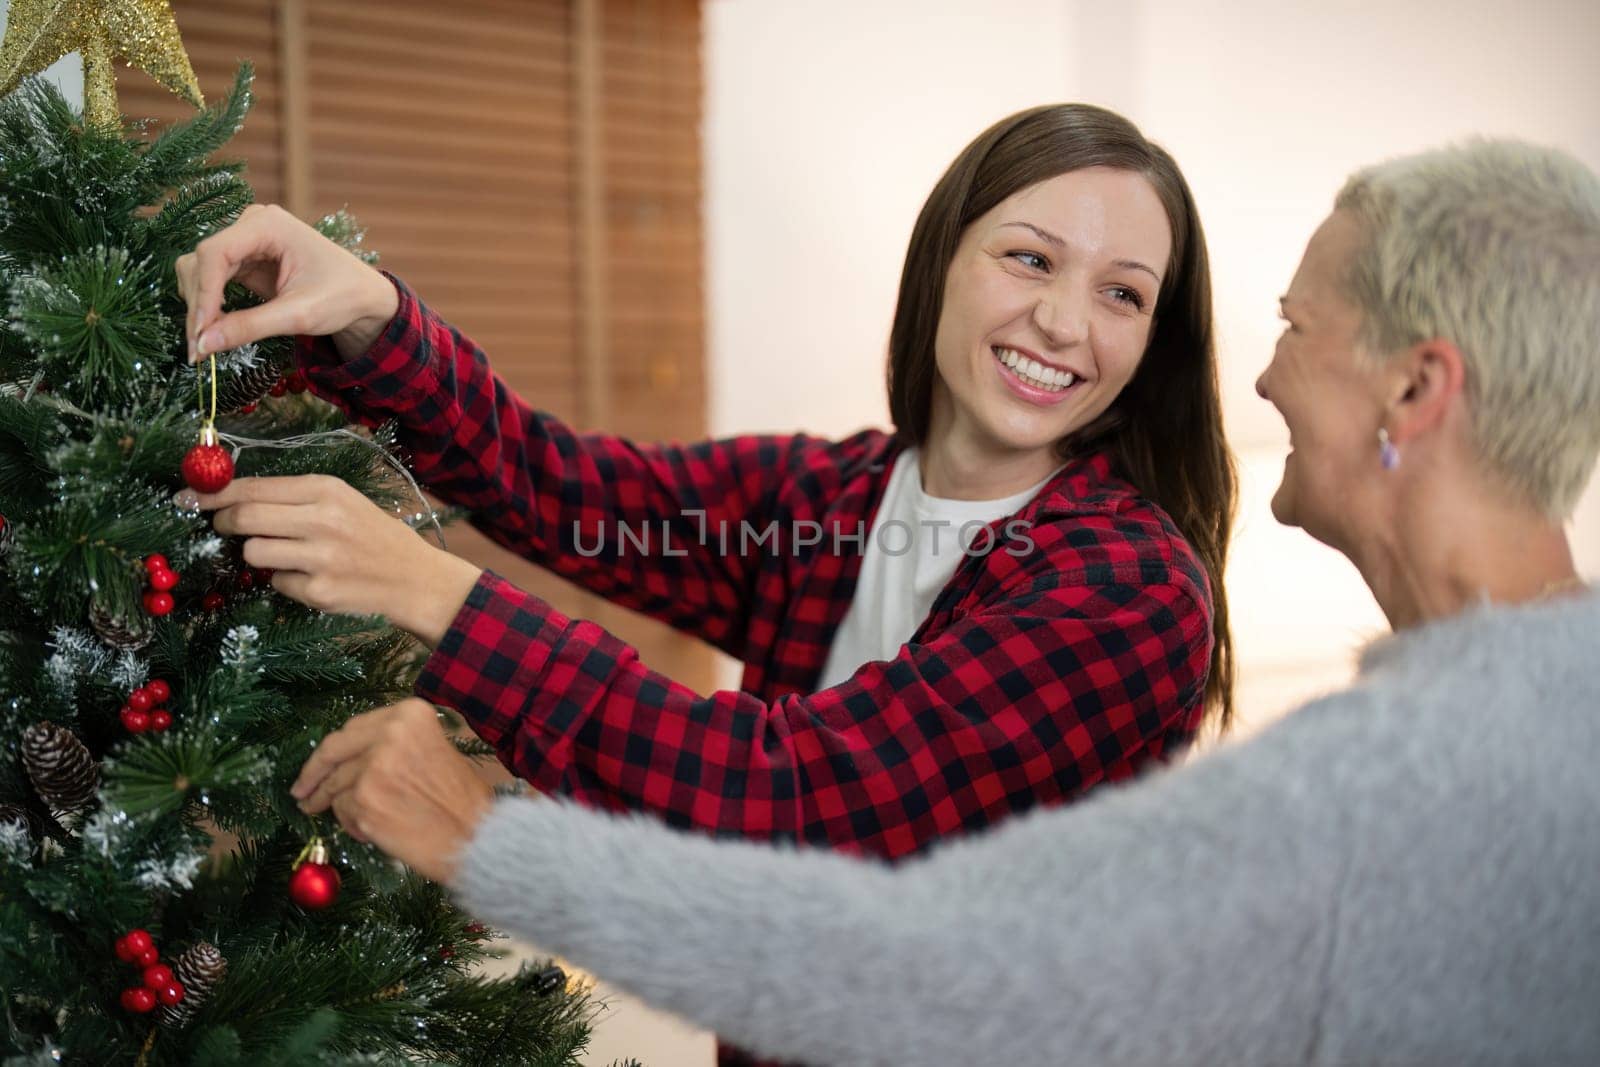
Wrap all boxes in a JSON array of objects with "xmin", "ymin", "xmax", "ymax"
[{"xmin": 454, "ymin": 591, "xmax": 1600, "ymax": 1066}]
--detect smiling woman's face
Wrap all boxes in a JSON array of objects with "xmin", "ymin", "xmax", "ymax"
[
  {"xmin": 929, "ymin": 166, "xmax": 1171, "ymax": 467},
  {"xmin": 1255, "ymin": 210, "xmax": 1387, "ymax": 548}
]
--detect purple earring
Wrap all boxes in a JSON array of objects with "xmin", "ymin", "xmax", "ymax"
[{"xmin": 1378, "ymin": 428, "xmax": 1400, "ymax": 471}]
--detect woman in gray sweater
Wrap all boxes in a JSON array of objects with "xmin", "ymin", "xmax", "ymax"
[{"xmin": 291, "ymin": 138, "xmax": 1600, "ymax": 1065}]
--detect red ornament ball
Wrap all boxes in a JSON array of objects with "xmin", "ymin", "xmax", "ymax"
[
  {"xmin": 181, "ymin": 441, "xmax": 234, "ymax": 494},
  {"xmin": 141, "ymin": 964, "xmax": 175, "ymax": 990},
  {"xmin": 145, "ymin": 679, "xmax": 171, "ymax": 704},
  {"xmin": 143, "ymin": 554, "xmax": 168, "ymax": 574},
  {"xmin": 128, "ymin": 688, "xmax": 154, "ymax": 713},
  {"xmin": 119, "ymin": 707, "xmax": 150, "ymax": 734},
  {"xmin": 120, "ymin": 987, "xmax": 157, "ymax": 1014},
  {"xmin": 113, "ymin": 937, "xmax": 137, "ymax": 963},
  {"xmin": 121, "ymin": 930, "xmax": 154, "ymax": 957},
  {"xmin": 142, "ymin": 591, "xmax": 174, "ymax": 616},
  {"xmin": 150, "ymin": 709, "xmax": 173, "ymax": 732},
  {"xmin": 201, "ymin": 591, "xmax": 226, "ymax": 613},
  {"xmin": 268, "ymin": 378, "xmax": 288, "ymax": 398},
  {"xmin": 288, "ymin": 860, "xmax": 341, "ymax": 910},
  {"xmin": 135, "ymin": 947, "xmax": 160, "ymax": 968},
  {"xmin": 156, "ymin": 981, "xmax": 186, "ymax": 1007},
  {"xmin": 239, "ymin": 401, "xmax": 258, "ymax": 414},
  {"xmin": 285, "ymin": 370, "xmax": 308, "ymax": 394},
  {"xmin": 147, "ymin": 567, "xmax": 179, "ymax": 592},
  {"xmin": 235, "ymin": 569, "xmax": 255, "ymax": 592}
]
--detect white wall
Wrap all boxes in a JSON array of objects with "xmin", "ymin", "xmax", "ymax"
[
  {"xmin": 706, "ymin": 0, "xmax": 1600, "ymax": 731},
  {"xmin": 0, "ymin": 0, "xmax": 84, "ymax": 104}
]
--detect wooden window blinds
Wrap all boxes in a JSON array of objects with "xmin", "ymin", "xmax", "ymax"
[{"xmin": 117, "ymin": 0, "xmax": 716, "ymax": 694}]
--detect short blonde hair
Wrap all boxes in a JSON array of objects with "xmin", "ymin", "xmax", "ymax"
[{"xmin": 1336, "ymin": 139, "xmax": 1600, "ymax": 518}]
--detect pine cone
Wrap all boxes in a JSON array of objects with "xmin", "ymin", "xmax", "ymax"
[
  {"xmin": 88, "ymin": 596, "xmax": 152, "ymax": 652},
  {"xmin": 215, "ymin": 352, "xmax": 285, "ymax": 413},
  {"xmin": 21, "ymin": 722, "xmax": 99, "ymax": 817},
  {"xmin": 159, "ymin": 941, "xmax": 227, "ymax": 1026}
]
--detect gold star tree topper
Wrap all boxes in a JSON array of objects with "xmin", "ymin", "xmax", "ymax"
[{"xmin": 0, "ymin": 0, "xmax": 203, "ymax": 127}]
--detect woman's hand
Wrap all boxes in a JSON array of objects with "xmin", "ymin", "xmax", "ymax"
[
  {"xmin": 291, "ymin": 698, "xmax": 497, "ymax": 885},
  {"xmin": 174, "ymin": 203, "xmax": 400, "ymax": 364},
  {"xmin": 197, "ymin": 475, "xmax": 483, "ymax": 648}
]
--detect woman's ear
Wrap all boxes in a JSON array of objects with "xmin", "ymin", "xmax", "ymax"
[{"xmin": 1384, "ymin": 337, "xmax": 1467, "ymax": 446}]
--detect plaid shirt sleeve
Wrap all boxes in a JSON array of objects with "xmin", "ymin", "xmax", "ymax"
[
  {"xmin": 417, "ymin": 542, "xmax": 1212, "ymax": 859},
  {"xmin": 294, "ymin": 275, "xmax": 810, "ymax": 656}
]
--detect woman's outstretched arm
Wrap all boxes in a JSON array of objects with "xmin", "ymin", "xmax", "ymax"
[
  {"xmin": 449, "ymin": 714, "xmax": 1344, "ymax": 1067},
  {"xmin": 179, "ymin": 204, "xmax": 818, "ymax": 655}
]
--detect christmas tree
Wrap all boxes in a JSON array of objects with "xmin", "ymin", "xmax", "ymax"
[{"xmin": 0, "ymin": 6, "xmax": 610, "ymax": 1063}]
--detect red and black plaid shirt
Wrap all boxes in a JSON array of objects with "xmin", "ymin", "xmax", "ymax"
[{"xmin": 297, "ymin": 278, "xmax": 1214, "ymax": 859}]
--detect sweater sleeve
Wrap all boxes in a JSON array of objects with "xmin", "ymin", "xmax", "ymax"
[
  {"xmin": 451, "ymin": 702, "xmax": 1355, "ymax": 1067},
  {"xmin": 417, "ymin": 539, "xmax": 1212, "ymax": 858},
  {"xmin": 293, "ymin": 274, "xmax": 815, "ymax": 657}
]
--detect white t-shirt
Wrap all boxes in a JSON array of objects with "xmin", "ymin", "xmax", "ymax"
[{"xmin": 815, "ymin": 448, "xmax": 1058, "ymax": 690}]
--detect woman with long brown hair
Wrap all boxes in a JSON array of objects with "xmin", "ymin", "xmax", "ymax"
[{"xmin": 182, "ymin": 99, "xmax": 1234, "ymax": 990}]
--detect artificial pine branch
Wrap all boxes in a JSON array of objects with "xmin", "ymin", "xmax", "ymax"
[
  {"xmin": 134, "ymin": 66, "xmax": 256, "ymax": 200},
  {"xmin": 9, "ymin": 245, "xmax": 171, "ymax": 408}
]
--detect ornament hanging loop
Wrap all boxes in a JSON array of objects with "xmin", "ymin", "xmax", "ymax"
[
  {"xmin": 293, "ymin": 835, "xmax": 330, "ymax": 869},
  {"xmin": 197, "ymin": 350, "xmax": 219, "ymax": 430}
]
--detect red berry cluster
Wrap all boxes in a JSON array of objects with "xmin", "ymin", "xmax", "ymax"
[
  {"xmin": 202, "ymin": 567, "xmax": 274, "ymax": 613},
  {"xmin": 113, "ymin": 930, "xmax": 186, "ymax": 1014},
  {"xmin": 119, "ymin": 678, "xmax": 174, "ymax": 735},
  {"xmin": 141, "ymin": 554, "xmax": 180, "ymax": 617},
  {"xmin": 267, "ymin": 370, "xmax": 308, "ymax": 398}
]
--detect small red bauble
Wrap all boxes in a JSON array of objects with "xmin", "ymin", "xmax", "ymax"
[
  {"xmin": 120, "ymin": 987, "xmax": 157, "ymax": 1014},
  {"xmin": 145, "ymin": 679, "xmax": 171, "ymax": 703},
  {"xmin": 150, "ymin": 709, "xmax": 173, "ymax": 732},
  {"xmin": 235, "ymin": 569, "xmax": 255, "ymax": 592},
  {"xmin": 122, "ymin": 930, "xmax": 154, "ymax": 957},
  {"xmin": 114, "ymin": 936, "xmax": 137, "ymax": 963},
  {"xmin": 254, "ymin": 567, "xmax": 274, "ymax": 585},
  {"xmin": 181, "ymin": 427, "xmax": 234, "ymax": 494},
  {"xmin": 128, "ymin": 689, "xmax": 154, "ymax": 712},
  {"xmin": 135, "ymin": 947, "xmax": 160, "ymax": 968},
  {"xmin": 239, "ymin": 401, "xmax": 258, "ymax": 414},
  {"xmin": 120, "ymin": 707, "xmax": 150, "ymax": 734},
  {"xmin": 288, "ymin": 839, "xmax": 341, "ymax": 910},
  {"xmin": 143, "ymin": 554, "xmax": 168, "ymax": 574},
  {"xmin": 201, "ymin": 591, "xmax": 226, "ymax": 612},
  {"xmin": 285, "ymin": 370, "xmax": 308, "ymax": 394},
  {"xmin": 438, "ymin": 945, "xmax": 456, "ymax": 961},
  {"xmin": 143, "ymin": 591, "xmax": 174, "ymax": 616},
  {"xmin": 156, "ymin": 981, "xmax": 186, "ymax": 1007},
  {"xmin": 268, "ymin": 378, "xmax": 288, "ymax": 397},
  {"xmin": 142, "ymin": 964, "xmax": 175, "ymax": 990},
  {"xmin": 147, "ymin": 567, "xmax": 179, "ymax": 592}
]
